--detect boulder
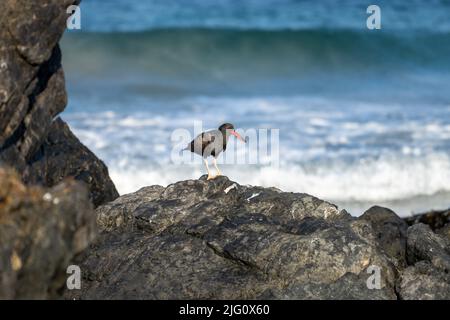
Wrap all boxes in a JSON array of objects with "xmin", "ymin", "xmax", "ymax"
[
  {"xmin": 24, "ymin": 118, "xmax": 119, "ymax": 207},
  {"xmin": 0, "ymin": 0, "xmax": 118, "ymax": 207},
  {"xmin": 66, "ymin": 176, "xmax": 398, "ymax": 300},
  {"xmin": 406, "ymin": 223, "xmax": 450, "ymax": 273},
  {"xmin": 359, "ymin": 206, "xmax": 408, "ymax": 268},
  {"xmin": 0, "ymin": 167, "xmax": 97, "ymax": 299},
  {"xmin": 393, "ymin": 223, "xmax": 450, "ymax": 300},
  {"xmin": 403, "ymin": 209, "xmax": 450, "ymax": 231}
]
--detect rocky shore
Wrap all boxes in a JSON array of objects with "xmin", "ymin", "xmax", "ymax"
[
  {"xmin": 1, "ymin": 0, "xmax": 449, "ymax": 300},
  {"xmin": 1, "ymin": 166, "xmax": 448, "ymax": 299},
  {"xmin": 62, "ymin": 176, "xmax": 449, "ymax": 300}
]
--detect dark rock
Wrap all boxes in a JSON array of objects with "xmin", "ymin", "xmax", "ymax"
[
  {"xmin": 24, "ymin": 118, "xmax": 119, "ymax": 208},
  {"xmin": 271, "ymin": 272, "xmax": 396, "ymax": 300},
  {"xmin": 359, "ymin": 206, "xmax": 408, "ymax": 268},
  {"xmin": 403, "ymin": 209, "xmax": 450, "ymax": 231},
  {"xmin": 397, "ymin": 222, "xmax": 450, "ymax": 300},
  {"xmin": 0, "ymin": 167, "xmax": 97, "ymax": 299},
  {"xmin": 397, "ymin": 261, "xmax": 450, "ymax": 300},
  {"xmin": 66, "ymin": 176, "xmax": 398, "ymax": 300},
  {"xmin": 437, "ymin": 223, "xmax": 450, "ymax": 241},
  {"xmin": 406, "ymin": 223, "xmax": 450, "ymax": 272},
  {"xmin": 0, "ymin": 0, "xmax": 118, "ymax": 207}
]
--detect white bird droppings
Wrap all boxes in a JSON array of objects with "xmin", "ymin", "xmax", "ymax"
[
  {"xmin": 224, "ymin": 183, "xmax": 237, "ymax": 194},
  {"xmin": 246, "ymin": 193, "xmax": 261, "ymax": 202}
]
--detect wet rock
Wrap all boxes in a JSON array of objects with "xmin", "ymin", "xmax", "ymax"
[
  {"xmin": 0, "ymin": 167, "xmax": 96, "ymax": 299},
  {"xmin": 0, "ymin": 0, "xmax": 118, "ymax": 207},
  {"xmin": 66, "ymin": 176, "xmax": 398, "ymax": 300}
]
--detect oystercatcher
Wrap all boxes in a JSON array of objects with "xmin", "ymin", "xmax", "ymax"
[{"xmin": 184, "ymin": 123, "xmax": 246, "ymax": 180}]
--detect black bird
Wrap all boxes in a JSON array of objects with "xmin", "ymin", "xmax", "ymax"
[{"xmin": 184, "ymin": 123, "xmax": 246, "ymax": 180}]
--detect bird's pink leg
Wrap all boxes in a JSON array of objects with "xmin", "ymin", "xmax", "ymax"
[
  {"xmin": 212, "ymin": 158, "xmax": 222, "ymax": 176},
  {"xmin": 204, "ymin": 159, "xmax": 214, "ymax": 180}
]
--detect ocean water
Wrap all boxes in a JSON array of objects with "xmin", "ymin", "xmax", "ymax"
[{"xmin": 61, "ymin": 0, "xmax": 450, "ymax": 216}]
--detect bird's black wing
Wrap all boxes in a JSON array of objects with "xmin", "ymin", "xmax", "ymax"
[{"xmin": 186, "ymin": 131, "xmax": 215, "ymax": 154}]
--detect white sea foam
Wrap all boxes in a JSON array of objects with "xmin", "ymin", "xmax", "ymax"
[
  {"xmin": 108, "ymin": 152, "xmax": 450, "ymax": 216},
  {"xmin": 117, "ymin": 117, "xmax": 162, "ymax": 127}
]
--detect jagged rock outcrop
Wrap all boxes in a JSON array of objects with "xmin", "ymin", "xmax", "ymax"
[
  {"xmin": 395, "ymin": 222, "xmax": 450, "ymax": 300},
  {"xmin": 67, "ymin": 176, "xmax": 415, "ymax": 300},
  {"xmin": 0, "ymin": 167, "xmax": 97, "ymax": 299},
  {"xmin": 0, "ymin": 0, "xmax": 118, "ymax": 207},
  {"xmin": 25, "ymin": 118, "xmax": 119, "ymax": 207},
  {"xmin": 64, "ymin": 176, "xmax": 450, "ymax": 300}
]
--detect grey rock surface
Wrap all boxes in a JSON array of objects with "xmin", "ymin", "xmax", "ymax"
[
  {"xmin": 393, "ymin": 222, "xmax": 450, "ymax": 300},
  {"xmin": 404, "ymin": 209, "xmax": 450, "ymax": 231},
  {"xmin": 397, "ymin": 261, "xmax": 450, "ymax": 300},
  {"xmin": 406, "ymin": 223, "xmax": 450, "ymax": 273},
  {"xmin": 67, "ymin": 176, "xmax": 404, "ymax": 300}
]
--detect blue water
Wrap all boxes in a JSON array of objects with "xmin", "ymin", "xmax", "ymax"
[
  {"xmin": 74, "ymin": 0, "xmax": 450, "ymax": 32},
  {"xmin": 61, "ymin": 0, "xmax": 450, "ymax": 216}
]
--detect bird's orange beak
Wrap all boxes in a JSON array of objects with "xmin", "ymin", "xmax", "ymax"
[{"xmin": 230, "ymin": 130, "xmax": 246, "ymax": 143}]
